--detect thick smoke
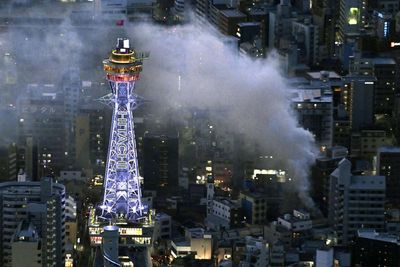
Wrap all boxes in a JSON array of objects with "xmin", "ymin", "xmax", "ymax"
[
  {"xmin": 129, "ymin": 22, "xmax": 318, "ymax": 209},
  {"xmin": 0, "ymin": 0, "xmax": 318, "ymax": 208}
]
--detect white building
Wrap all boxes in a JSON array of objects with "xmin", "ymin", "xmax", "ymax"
[
  {"xmin": 171, "ymin": 228, "xmax": 213, "ymax": 260},
  {"xmin": 206, "ymin": 197, "xmax": 243, "ymax": 230},
  {"xmin": 329, "ymin": 158, "xmax": 386, "ymax": 245},
  {"xmin": 277, "ymin": 210, "xmax": 312, "ymax": 232}
]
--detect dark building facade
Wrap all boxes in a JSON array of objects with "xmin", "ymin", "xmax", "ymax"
[
  {"xmin": 377, "ymin": 147, "xmax": 400, "ymax": 207},
  {"xmin": 353, "ymin": 229, "xmax": 400, "ymax": 267},
  {"xmin": 143, "ymin": 135, "xmax": 179, "ymax": 190}
]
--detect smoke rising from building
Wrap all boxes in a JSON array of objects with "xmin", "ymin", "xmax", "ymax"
[
  {"xmin": 0, "ymin": 0, "xmax": 319, "ymax": 209},
  {"xmin": 129, "ymin": 22, "xmax": 318, "ymax": 209}
]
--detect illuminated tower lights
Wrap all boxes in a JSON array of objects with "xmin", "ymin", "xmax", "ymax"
[{"xmin": 99, "ymin": 38, "xmax": 148, "ymax": 222}]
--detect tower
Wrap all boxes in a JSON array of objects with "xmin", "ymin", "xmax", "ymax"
[{"xmin": 99, "ymin": 38, "xmax": 148, "ymax": 222}]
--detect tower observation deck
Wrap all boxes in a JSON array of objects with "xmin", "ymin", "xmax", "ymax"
[{"xmin": 99, "ymin": 38, "xmax": 148, "ymax": 222}]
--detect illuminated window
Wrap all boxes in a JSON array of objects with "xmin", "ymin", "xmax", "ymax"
[{"xmin": 348, "ymin": 8, "xmax": 359, "ymax": 25}]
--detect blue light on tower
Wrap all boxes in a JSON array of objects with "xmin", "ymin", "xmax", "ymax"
[{"xmin": 99, "ymin": 38, "xmax": 148, "ymax": 222}]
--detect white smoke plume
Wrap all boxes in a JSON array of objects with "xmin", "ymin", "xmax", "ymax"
[{"xmin": 128, "ymin": 22, "xmax": 318, "ymax": 209}]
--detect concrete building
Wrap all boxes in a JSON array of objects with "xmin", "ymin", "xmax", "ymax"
[
  {"xmin": 75, "ymin": 104, "xmax": 109, "ymax": 174},
  {"xmin": 311, "ymin": 146, "xmax": 348, "ymax": 215},
  {"xmin": 350, "ymin": 128, "xmax": 392, "ymax": 158},
  {"xmin": 17, "ymin": 85, "xmax": 66, "ymax": 175},
  {"xmin": 218, "ymin": 9, "xmax": 247, "ymax": 36},
  {"xmin": 349, "ymin": 57, "xmax": 397, "ymax": 117},
  {"xmin": 292, "ymin": 18, "xmax": 320, "ymax": 67},
  {"xmin": 153, "ymin": 212, "xmax": 172, "ymax": 241},
  {"xmin": 0, "ymin": 178, "xmax": 66, "ymax": 267},
  {"xmin": 315, "ymin": 248, "xmax": 333, "ymax": 267},
  {"xmin": 0, "ymin": 144, "xmax": 18, "ymax": 181},
  {"xmin": 143, "ymin": 135, "xmax": 179, "ymax": 190},
  {"xmin": 171, "ymin": 228, "xmax": 213, "ymax": 260},
  {"xmin": 65, "ymin": 195, "xmax": 77, "ymax": 246},
  {"xmin": 238, "ymin": 236, "xmax": 269, "ymax": 267},
  {"xmin": 370, "ymin": 58, "xmax": 396, "ymax": 118},
  {"xmin": 240, "ymin": 191, "xmax": 267, "ymax": 225},
  {"xmin": 62, "ymin": 68, "xmax": 81, "ymax": 168},
  {"xmin": 329, "ymin": 158, "xmax": 385, "ymax": 245},
  {"xmin": 376, "ymin": 146, "xmax": 400, "ymax": 206},
  {"xmin": 11, "ymin": 221, "xmax": 41, "ymax": 267},
  {"xmin": 336, "ymin": 0, "xmax": 366, "ymax": 66},
  {"xmin": 342, "ymin": 75, "xmax": 376, "ymax": 131},
  {"xmin": 102, "ymin": 225, "xmax": 120, "ymax": 267},
  {"xmin": 277, "ymin": 210, "xmax": 312, "ymax": 232},
  {"xmin": 206, "ymin": 197, "xmax": 244, "ymax": 230},
  {"xmin": 353, "ymin": 229, "xmax": 400, "ymax": 267},
  {"xmin": 18, "ymin": 136, "xmax": 39, "ymax": 181},
  {"xmin": 291, "ymin": 88, "xmax": 333, "ymax": 149}
]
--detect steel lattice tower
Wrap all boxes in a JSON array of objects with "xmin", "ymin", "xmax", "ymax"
[{"xmin": 99, "ymin": 38, "xmax": 148, "ymax": 221}]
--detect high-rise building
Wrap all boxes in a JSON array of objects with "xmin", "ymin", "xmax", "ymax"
[
  {"xmin": 376, "ymin": 146, "xmax": 400, "ymax": 207},
  {"xmin": 143, "ymin": 135, "xmax": 179, "ymax": 190},
  {"xmin": 75, "ymin": 104, "xmax": 109, "ymax": 174},
  {"xmin": 292, "ymin": 18, "xmax": 320, "ymax": 67},
  {"xmin": 337, "ymin": 0, "xmax": 365, "ymax": 59},
  {"xmin": 0, "ymin": 143, "xmax": 18, "ymax": 181},
  {"xmin": 329, "ymin": 158, "xmax": 385, "ymax": 245},
  {"xmin": 62, "ymin": 68, "xmax": 82, "ymax": 168},
  {"xmin": 311, "ymin": 146, "xmax": 348, "ymax": 215},
  {"xmin": 349, "ymin": 56, "xmax": 397, "ymax": 118},
  {"xmin": 338, "ymin": 0, "xmax": 364, "ymax": 41},
  {"xmin": 369, "ymin": 58, "xmax": 397, "ymax": 117},
  {"xmin": 17, "ymin": 84, "xmax": 66, "ymax": 175},
  {"xmin": 342, "ymin": 75, "xmax": 375, "ymax": 131},
  {"xmin": 0, "ymin": 178, "xmax": 66, "ymax": 267}
]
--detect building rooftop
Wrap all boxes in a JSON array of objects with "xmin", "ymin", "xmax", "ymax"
[
  {"xmin": 12, "ymin": 221, "xmax": 39, "ymax": 242},
  {"xmin": 214, "ymin": 197, "xmax": 240, "ymax": 208},
  {"xmin": 220, "ymin": 9, "xmax": 246, "ymax": 18},
  {"xmin": 358, "ymin": 229, "xmax": 400, "ymax": 245},
  {"xmin": 350, "ymin": 175, "xmax": 385, "ymax": 190},
  {"xmin": 369, "ymin": 57, "xmax": 396, "ymax": 65},
  {"xmin": 247, "ymin": 8, "xmax": 268, "ymax": 16},
  {"xmin": 377, "ymin": 146, "xmax": 400, "ymax": 153},
  {"xmin": 291, "ymin": 89, "xmax": 332, "ymax": 103},
  {"xmin": 240, "ymin": 191, "xmax": 266, "ymax": 199},
  {"xmin": 155, "ymin": 212, "xmax": 171, "ymax": 221},
  {"xmin": 237, "ymin": 22, "xmax": 261, "ymax": 27},
  {"xmin": 307, "ymin": 71, "xmax": 341, "ymax": 80}
]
